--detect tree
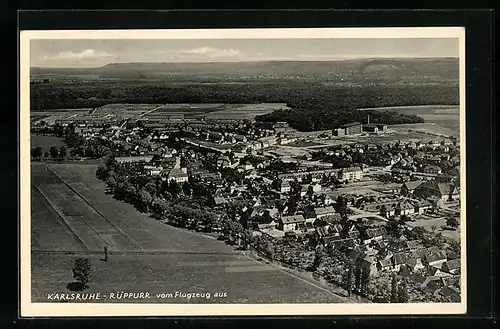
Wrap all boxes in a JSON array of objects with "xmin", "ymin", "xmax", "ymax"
[
  {"xmin": 406, "ymin": 226, "xmax": 426, "ymax": 240},
  {"xmin": 152, "ymin": 197, "xmax": 169, "ymax": 218},
  {"xmin": 397, "ymin": 278, "xmax": 409, "ymax": 303},
  {"xmin": 106, "ymin": 176, "xmax": 117, "ymax": 189},
  {"xmin": 72, "ymin": 257, "xmax": 91, "ymax": 289},
  {"xmin": 32, "ymin": 146, "xmax": 43, "ymax": 159},
  {"xmin": 49, "ymin": 146, "xmax": 59, "ymax": 159},
  {"xmin": 311, "ymin": 244, "xmax": 325, "ymax": 271},
  {"xmin": 138, "ymin": 188, "xmax": 153, "ymax": 212},
  {"xmin": 430, "ymin": 225, "xmax": 437, "ymax": 233},
  {"xmin": 360, "ymin": 266, "xmax": 370, "ymax": 296},
  {"xmin": 335, "ymin": 196, "xmax": 349, "ymax": 220},
  {"xmin": 96, "ymin": 164, "xmax": 109, "ymax": 181},
  {"xmin": 390, "ymin": 273, "xmax": 398, "ymax": 303},
  {"xmin": 44, "ymin": 151, "xmax": 49, "ymax": 159},
  {"xmin": 59, "ymin": 145, "xmax": 67, "ymax": 159},
  {"xmin": 446, "ymin": 216, "xmax": 459, "ymax": 229},
  {"xmin": 168, "ymin": 180, "xmax": 182, "ymax": 198},
  {"xmin": 343, "ymin": 264, "xmax": 355, "ymax": 297},
  {"xmin": 354, "ymin": 263, "xmax": 362, "ymax": 292},
  {"xmin": 53, "ymin": 123, "xmax": 64, "ymax": 137},
  {"xmin": 448, "ymin": 240, "xmax": 461, "ymax": 259}
]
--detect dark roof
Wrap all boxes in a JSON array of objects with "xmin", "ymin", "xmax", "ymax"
[
  {"xmin": 406, "ymin": 240, "xmax": 421, "ymax": 249},
  {"xmin": 342, "ymin": 166, "xmax": 362, "ymax": 173},
  {"xmin": 168, "ymin": 168, "xmax": 188, "ymax": 178},
  {"xmin": 405, "ymin": 257, "xmax": 418, "ymax": 267},
  {"xmin": 403, "ymin": 180, "xmax": 424, "ymax": 190},
  {"xmin": 439, "ymin": 286, "xmax": 461, "ymax": 302},
  {"xmin": 379, "ymin": 258, "xmax": 392, "ymax": 268},
  {"xmin": 443, "ymin": 259, "xmax": 461, "ymax": 271},
  {"xmin": 397, "ymin": 200, "xmax": 414, "ymax": 210},
  {"xmin": 393, "ymin": 252, "xmax": 408, "ymax": 265},
  {"xmin": 341, "ymin": 122, "xmax": 362, "ymax": 128},
  {"xmin": 424, "ymin": 250, "xmax": 447, "ymax": 263},
  {"xmin": 213, "ymin": 197, "xmax": 226, "ymax": 205},
  {"xmin": 365, "ymin": 227, "xmax": 386, "ymax": 238},
  {"xmin": 281, "ymin": 215, "xmax": 305, "ymax": 224},
  {"xmin": 314, "ymin": 206, "xmax": 335, "ymax": 216}
]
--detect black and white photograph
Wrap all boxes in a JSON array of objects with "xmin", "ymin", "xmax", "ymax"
[{"xmin": 20, "ymin": 27, "xmax": 466, "ymax": 316}]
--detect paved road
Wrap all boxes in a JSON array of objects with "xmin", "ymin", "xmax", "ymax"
[{"xmin": 30, "ymin": 163, "xmax": 353, "ymax": 304}]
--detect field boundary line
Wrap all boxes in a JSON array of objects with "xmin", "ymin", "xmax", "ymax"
[
  {"xmin": 243, "ymin": 252, "xmax": 357, "ymax": 304},
  {"xmin": 31, "ymin": 249, "xmax": 239, "ymax": 256},
  {"xmin": 46, "ymin": 165, "xmax": 145, "ymax": 251},
  {"xmin": 34, "ymin": 185, "xmax": 89, "ymax": 251}
]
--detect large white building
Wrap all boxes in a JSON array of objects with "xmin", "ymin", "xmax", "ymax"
[
  {"xmin": 339, "ymin": 166, "xmax": 363, "ymax": 181},
  {"xmin": 167, "ymin": 168, "xmax": 189, "ymax": 183}
]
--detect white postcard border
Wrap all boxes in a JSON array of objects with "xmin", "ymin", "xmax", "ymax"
[{"xmin": 20, "ymin": 27, "xmax": 467, "ymax": 317}]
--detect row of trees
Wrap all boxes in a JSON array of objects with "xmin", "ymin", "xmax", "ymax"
[
  {"xmin": 255, "ymin": 106, "xmax": 425, "ymax": 132},
  {"xmin": 96, "ymin": 157, "xmax": 220, "ymax": 231},
  {"xmin": 31, "ymin": 78, "xmax": 458, "ymax": 112},
  {"xmin": 31, "ymin": 145, "xmax": 66, "ymax": 160}
]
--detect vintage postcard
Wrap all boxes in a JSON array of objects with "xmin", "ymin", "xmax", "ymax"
[{"xmin": 20, "ymin": 27, "xmax": 466, "ymax": 317}]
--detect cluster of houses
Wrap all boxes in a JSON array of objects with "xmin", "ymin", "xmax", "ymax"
[{"xmin": 33, "ymin": 103, "xmax": 461, "ymax": 303}]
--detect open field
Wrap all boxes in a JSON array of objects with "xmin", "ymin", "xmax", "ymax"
[
  {"xmin": 152, "ymin": 103, "xmax": 225, "ymax": 112},
  {"xmin": 406, "ymin": 217, "xmax": 461, "ymax": 242},
  {"xmin": 359, "ymin": 105, "xmax": 460, "ymax": 137},
  {"xmin": 30, "ymin": 162, "xmax": 349, "ymax": 303},
  {"xmin": 390, "ymin": 123, "xmax": 458, "ymax": 138},
  {"xmin": 30, "ymin": 134, "xmax": 66, "ymax": 150},
  {"xmin": 267, "ymin": 146, "xmax": 309, "ymax": 158},
  {"xmin": 334, "ymin": 129, "xmax": 453, "ymax": 144},
  {"xmin": 31, "ymin": 251, "xmax": 341, "ymax": 304},
  {"xmin": 359, "ymin": 105, "xmax": 459, "ymax": 114},
  {"xmin": 204, "ymin": 104, "xmax": 288, "ymax": 120},
  {"xmin": 288, "ymin": 141, "xmax": 325, "ymax": 148}
]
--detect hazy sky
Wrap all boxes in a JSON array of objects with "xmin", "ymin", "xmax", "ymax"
[{"xmin": 30, "ymin": 38, "xmax": 459, "ymax": 68}]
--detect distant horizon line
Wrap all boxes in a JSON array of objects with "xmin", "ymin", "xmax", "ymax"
[{"xmin": 31, "ymin": 56, "xmax": 459, "ymax": 69}]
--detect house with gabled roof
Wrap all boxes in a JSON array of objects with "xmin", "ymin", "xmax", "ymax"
[
  {"xmin": 405, "ymin": 240, "xmax": 421, "ymax": 251},
  {"xmin": 401, "ymin": 180, "xmax": 424, "ymax": 195},
  {"xmin": 277, "ymin": 215, "xmax": 305, "ymax": 232},
  {"xmin": 410, "ymin": 198, "xmax": 433, "ymax": 214},
  {"xmin": 279, "ymin": 180, "xmax": 291, "ymax": 193},
  {"xmin": 414, "ymin": 181, "xmax": 460, "ymax": 202},
  {"xmin": 405, "ymin": 255, "xmax": 425, "ymax": 272},
  {"xmin": 422, "ymin": 248, "xmax": 447, "ymax": 268},
  {"xmin": 438, "ymin": 286, "xmax": 461, "ymax": 302},
  {"xmin": 426, "ymin": 265, "xmax": 451, "ymax": 278},
  {"xmin": 442, "ymin": 275, "xmax": 461, "ymax": 289},
  {"xmin": 167, "ymin": 168, "xmax": 189, "ymax": 183},
  {"xmin": 423, "ymin": 165, "xmax": 442, "ymax": 175},
  {"xmin": 347, "ymin": 224, "xmax": 361, "ymax": 240},
  {"xmin": 442, "ymin": 259, "xmax": 461, "ymax": 275},
  {"xmin": 314, "ymin": 206, "xmax": 336, "ymax": 218},
  {"xmin": 421, "ymin": 276, "xmax": 444, "ymax": 294},
  {"xmin": 257, "ymin": 219, "xmax": 277, "ymax": 231},
  {"xmin": 377, "ymin": 258, "xmax": 393, "ymax": 272},
  {"xmin": 362, "ymin": 227, "xmax": 386, "ymax": 245},
  {"xmin": 392, "ymin": 252, "xmax": 408, "ymax": 272},
  {"xmin": 396, "ymin": 199, "xmax": 415, "ymax": 216},
  {"xmin": 212, "ymin": 196, "xmax": 227, "ymax": 208},
  {"xmin": 299, "ymin": 185, "xmax": 309, "ymax": 197}
]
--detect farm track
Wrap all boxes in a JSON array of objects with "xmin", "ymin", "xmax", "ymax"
[
  {"xmin": 45, "ymin": 165, "xmax": 144, "ymax": 251},
  {"xmin": 33, "ymin": 185, "xmax": 89, "ymax": 251},
  {"xmin": 31, "ymin": 249, "xmax": 240, "ymax": 256},
  {"xmin": 35, "ymin": 184, "xmax": 105, "ymax": 250}
]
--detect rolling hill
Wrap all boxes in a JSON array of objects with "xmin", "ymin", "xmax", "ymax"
[{"xmin": 31, "ymin": 58, "xmax": 459, "ymax": 82}]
